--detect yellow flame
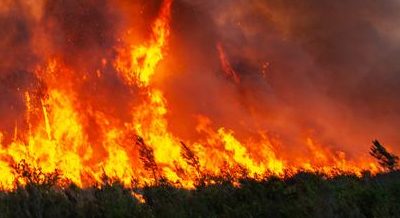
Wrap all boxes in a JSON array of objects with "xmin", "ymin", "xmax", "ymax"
[{"xmin": 116, "ymin": 0, "xmax": 172, "ymax": 86}]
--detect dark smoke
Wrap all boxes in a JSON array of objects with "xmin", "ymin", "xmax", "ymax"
[
  {"xmin": 165, "ymin": 0, "xmax": 400, "ymax": 157},
  {"xmin": 0, "ymin": 2, "xmax": 43, "ymax": 143},
  {"xmin": 42, "ymin": 0, "xmax": 119, "ymax": 71}
]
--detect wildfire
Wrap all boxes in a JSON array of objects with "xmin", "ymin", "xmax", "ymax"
[{"xmin": 0, "ymin": 0, "xmax": 382, "ymax": 190}]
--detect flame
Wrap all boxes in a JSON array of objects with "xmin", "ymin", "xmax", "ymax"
[
  {"xmin": 0, "ymin": 0, "xmax": 382, "ymax": 190},
  {"xmin": 115, "ymin": 0, "xmax": 172, "ymax": 86}
]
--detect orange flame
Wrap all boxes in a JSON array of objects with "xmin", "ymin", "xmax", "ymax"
[{"xmin": 115, "ymin": 0, "xmax": 172, "ymax": 86}]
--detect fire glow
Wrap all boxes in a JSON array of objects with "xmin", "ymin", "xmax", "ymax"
[{"xmin": 0, "ymin": 0, "xmax": 389, "ymax": 190}]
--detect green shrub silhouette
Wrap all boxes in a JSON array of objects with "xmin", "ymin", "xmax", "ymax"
[{"xmin": 370, "ymin": 140, "xmax": 399, "ymax": 171}]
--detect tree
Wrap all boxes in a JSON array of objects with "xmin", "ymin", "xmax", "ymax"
[{"xmin": 370, "ymin": 140, "xmax": 399, "ymax": 171}]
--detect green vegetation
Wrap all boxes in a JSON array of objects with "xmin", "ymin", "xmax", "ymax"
[
  {"xmin": 1, "ymin": 170, "xmax": 400, "ymax": 218},
  {"xmin": 0, "ymin": 141, "xmax": 398, "ymax": 218}
]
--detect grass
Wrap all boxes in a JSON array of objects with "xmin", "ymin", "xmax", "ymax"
[{"xmin": 0, "ymin": 170, "xmax": 400, "ymax": 218}]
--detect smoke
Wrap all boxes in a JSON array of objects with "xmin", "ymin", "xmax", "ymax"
[
  {"xmin": 0, "ymin": 1, "xmax": 43, "ymax": 143},
  {"xmin": 42, "ymin": 0, "xmax": 119, "ymax": 70},
  {"xmin": 164, "ymin": 0, "xmax": 400, "ymax": 156}
]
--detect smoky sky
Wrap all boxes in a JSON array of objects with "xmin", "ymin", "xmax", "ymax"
[
  {"xmin": 167, "ymin": 0, "xmax": 400, "ymax": 155},
  {"xmin": 43, "ymin": 0, "xmax": 119, "ymax": 71},
  {"xmin": 0, "ymin": 2, "xmax": 42, "ymax": 142}
]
